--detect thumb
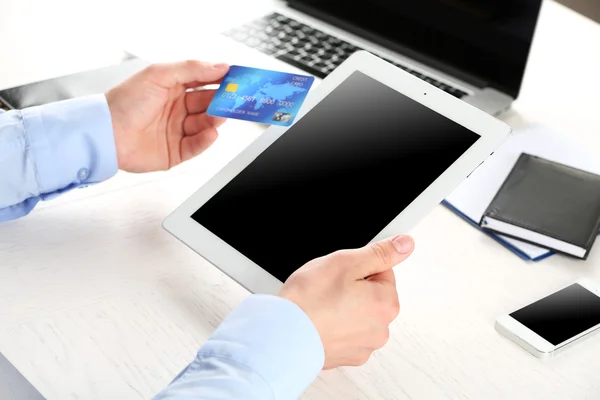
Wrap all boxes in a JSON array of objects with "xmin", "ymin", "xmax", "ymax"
[
  {"xmin": 352, "ymin": 235, "xmax": 414, "ymax": 279},
  {"xmin": 146, "ymin": 60, "xmax": 229, "ymax": 88}
]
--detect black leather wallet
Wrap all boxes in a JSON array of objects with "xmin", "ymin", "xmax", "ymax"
[{"xmin": 480, "ymin": 153, "xmax": 600, "ymax": 259}]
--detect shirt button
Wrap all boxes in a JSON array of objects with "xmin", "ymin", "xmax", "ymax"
[{"xmin": 77, "ymin": 168, "xmax": 89, "ymax": 180}]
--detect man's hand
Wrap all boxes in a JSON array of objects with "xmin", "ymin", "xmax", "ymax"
[
  {"xmin": 105, "ymin": 60, "xmax": 229, "ymax": 172},
  {"xmin": 279, "ymin": 235, "xmax": 414, "ymax": 370}
]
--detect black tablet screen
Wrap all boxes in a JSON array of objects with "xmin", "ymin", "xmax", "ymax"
[{"xmin": 192, "ymin": 71, "xmax": 479, "ymax": 282}]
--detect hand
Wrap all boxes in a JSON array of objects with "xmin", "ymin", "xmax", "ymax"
[
  {"xmin": 279, "ymin": 235, "xmax": 414, "ymax": 370},
  {"xmin": 105, "ymin": 60, "xmax": 229, "ymax": 173}
]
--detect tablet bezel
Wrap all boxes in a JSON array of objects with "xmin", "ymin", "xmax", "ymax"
[{"xmin": 163, "ymin": 50, "xmax": 511, "ymax": 294}]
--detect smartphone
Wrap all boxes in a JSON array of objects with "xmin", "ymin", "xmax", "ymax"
[{"xmin": 496, "ymin": 278, "xmax": 600, "ymax": 358}]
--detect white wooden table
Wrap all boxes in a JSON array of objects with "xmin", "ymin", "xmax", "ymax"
[{"xmin": 1, "ymin": 1, "xmax": 600, "ymax": 399}]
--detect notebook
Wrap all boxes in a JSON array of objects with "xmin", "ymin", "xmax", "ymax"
[
  {"xmin": 444, "ymin": 125, "xmax": 600, "ymax": 261},
  {"xmin": 480, "ymin": 154, "xmax": 600, "ymax": 259}
]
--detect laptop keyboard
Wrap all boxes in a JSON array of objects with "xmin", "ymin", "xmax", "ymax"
[{"xmin": 224, "ymin": 12, "xmax": 468, "ymax": 99}]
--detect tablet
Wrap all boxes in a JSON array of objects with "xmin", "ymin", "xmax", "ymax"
[{"xmin": 163, "ymin": 51, "xmax": 510, "ymax": 294}]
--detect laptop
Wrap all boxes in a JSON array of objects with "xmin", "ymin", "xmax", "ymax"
[{"xmin": 210, "ymin": 0, "xmax": 543, "ymax": 116}]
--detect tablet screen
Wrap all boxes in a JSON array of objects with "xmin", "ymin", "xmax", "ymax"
[{"xmin": 192, "ymin": 71, "xmax": 479, "ymax": 282}]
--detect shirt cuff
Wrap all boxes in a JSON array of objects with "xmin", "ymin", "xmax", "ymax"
[
  {"xmin": 20, "ymin": 94, "xmax": 118, "ymax": 198},
  {"xmin": 200, "ymin": 294, "xmax": 325, "ymax": 400}
]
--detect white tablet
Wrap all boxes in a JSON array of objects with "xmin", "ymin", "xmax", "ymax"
[{"xmin": 163, "ymin": 51, "xmax": 510, "ymax": 294}]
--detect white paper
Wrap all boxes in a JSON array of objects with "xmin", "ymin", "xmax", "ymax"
[{"xmin": 445, "ymin": 125, "xmax": 600, "ymax": 260}]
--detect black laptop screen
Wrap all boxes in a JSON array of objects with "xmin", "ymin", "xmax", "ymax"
[{"xmin": 288, "ymin": 0, "xmax": 542, "ymax": 98}]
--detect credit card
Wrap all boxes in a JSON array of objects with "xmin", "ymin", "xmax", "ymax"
[{"xmin": 206, "ymin": 65, "xmax": 315, "ymax": 126}]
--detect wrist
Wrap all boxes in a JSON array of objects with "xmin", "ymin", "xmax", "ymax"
[
  {"xmin": 278, "ymin": 289, "xmax": 327, "ymax": 356},
  {"xmin": 104, "ymin": 91, "xmax": 128, "ymax": 171},
  {"xmin": 201, "ymin": 295, "xmax": 324, "ymax": 398},
  {"xmin": 22, "ymin": 95, "xmax": 119, "ymax": 192}
]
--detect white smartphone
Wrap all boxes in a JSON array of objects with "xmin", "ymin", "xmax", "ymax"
[{"xmin": 496, "ymin": 278, "xmax": 600, "ymax": 358}]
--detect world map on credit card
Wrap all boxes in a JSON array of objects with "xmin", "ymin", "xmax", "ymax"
[{"xmin": 206, "ymin": 65, "xmax": 315, "ymax": 126}]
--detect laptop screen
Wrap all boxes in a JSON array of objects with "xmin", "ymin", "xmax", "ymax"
[{"xmin": 288, "ymin": 0, "xmax": 543, "ymax": 98}]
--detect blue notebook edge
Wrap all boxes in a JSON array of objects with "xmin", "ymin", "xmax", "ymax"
[{"xmin": 441, "ymin": 200, "xmax": 555, "ymax": 262}]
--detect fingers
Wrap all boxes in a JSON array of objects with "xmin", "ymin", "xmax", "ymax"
[
  {"xmin": 352, "ymin": 235, "xmax": 414, "ymax": 279},
  {"xmin": 180, "ymin": 128, "xmax": 219, "ymax": 163},
  {"xmin": 347, "ymin": 351, "xmax": 373, "ymax": 367},
  {"xmin": 367, "ymin": 268, "xmax": 396, "ymax": 286},
  {"xmin": 183, "ymin": 113, "xmax": 226, "ymax": 136},
  {"xmin": 184, "ymin": 79, "xmax": 223, "ymax": 89},
  {"xmin": 145, "ymin": 60, "xmax": 229, "ymax": 88},
  {"xmin": 367, "ymin": 270, "xmax": 401, "ymax": 321},
  {"xmin": 185, "ymin": 90, "xmax": 217, "ymax": 114},
  {"xmin": 179, "ymin": 111, "xmax": 225, "ymax": 163}
]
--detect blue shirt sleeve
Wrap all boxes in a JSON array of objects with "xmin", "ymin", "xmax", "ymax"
[
  {"xmin": 153, "ymin": 294, "xmax": 325, "ymax": 400},
  {"xmin": 0, "ymin": 95, "xmax": 118, "ymax": 222}
]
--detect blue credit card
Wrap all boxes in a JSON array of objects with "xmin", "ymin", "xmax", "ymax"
[{"xmin": 206, "ymin": 65, "xmax": 315, "ymax": 126}]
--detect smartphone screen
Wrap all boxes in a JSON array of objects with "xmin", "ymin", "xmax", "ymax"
[{"xmin": 511, "ymin": 283, "xmax": 600, "ymax": 346}]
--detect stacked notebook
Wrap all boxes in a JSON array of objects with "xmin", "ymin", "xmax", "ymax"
[
  {"xmin": 480, "ymin": 153, "xmax": 600, "ymax": 259},
  {"xmin": 445, "ymin": 125, "xmax": 600, "ymax": 261}
]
